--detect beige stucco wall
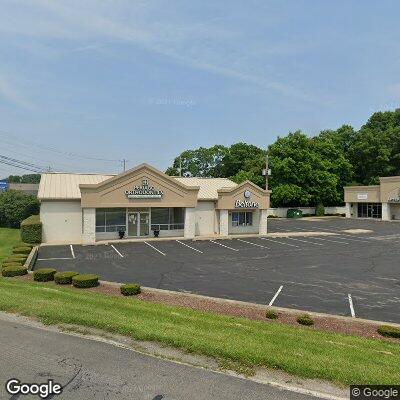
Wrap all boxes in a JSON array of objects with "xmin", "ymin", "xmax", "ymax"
[
  {"xmin": 80, "ymin": 166, "xmax": 199, "ymax": 209},
  {"xmin": 41, "ymin": 200, "xmax": 82, "ymax": 244},
  {"xmin": 379, "ymin": 177, "xmax": 400, "ymax": 202},
  {"xmin": 195, "ymin": 201, "xmax": 216, "ymax": 236},
  {"xmin": 344, "ymin": 186, "xmax": 380, "ymax": 203},
  {"xmin": 217, "ymin": 182, "xmax": 270, "ymax": 210}
]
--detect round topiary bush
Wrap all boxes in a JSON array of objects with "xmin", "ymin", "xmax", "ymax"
[
  {"xmin": 377, "ymin": 325, "xmax": 400, "ymax": 339},
  {"xmin": 72, "ymin": 274, "xmax": 99, "ymax": 288},
  {"xmin": 12, "ymin": 247, "xmax": 32, "ymax": 255},
  {"xmin": 265, "ymin": 309, "xmax": 278, "ymax": 320},
  {"xmin": 297, "ymin": 314, "xmax": 314, "ymax": 326},
  {"xmin": 1, "ymin": 261, "xmax": 23, "ymax": 268},
  {"xmin": 120, "ymin": 283, "xmax": 141, "ymax": 296},
  {"xmin": 2, "ymin": 266, "xmax": 28, "ymax": 277},
  {"xmin": 33, "ymin": 268, "xmax": 57, "ymax": 282},
  {"xmin": 54, "ymin": 271, "xmax": 79, "ymax": 285}
]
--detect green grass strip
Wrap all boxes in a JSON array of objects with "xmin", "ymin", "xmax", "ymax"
[
  {"xmin": 0, "ymin": 277, "xmax": 398, "ymax": 386},
  {"xmin": 0, "ymin": 228, "xmax": 21, "ymax": 262}
]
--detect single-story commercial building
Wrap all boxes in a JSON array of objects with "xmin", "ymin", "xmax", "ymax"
[
  {"xmin": 38, "ymin": 163, "xmax": 270, "ymax": 244},
  {"xmin": 344, "ymin": 175, "xmax": 400, "ymax": 220}
]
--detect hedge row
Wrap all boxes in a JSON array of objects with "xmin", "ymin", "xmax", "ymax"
[
  {"xmin": 30, "ymin": 269, "xmax": 99, "ymax": 288},
  {"xmin": 20, "ymin": 215, "xmax": 42, "ymax": 244},
  {"xmin": 4, "ymin": 264, "xmax": 142, "ymax": 295}
]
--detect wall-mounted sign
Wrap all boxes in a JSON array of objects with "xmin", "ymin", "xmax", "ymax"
[
  {"xmin": 388, "ymin": 188, "xmax": 400, "ymax": 203},
  {"xmin": 125, "ymin": 179, "xmax": 164, "ymax": 199},
  {"xmin": 357, "ymin": 193, "xmax": 368, "ymax": 200},
  {"xmin": 235, "ymin": 190, "xmax": 259, "ymax": 208},
  {"xmin": 0, "ymin": 181, "xmax": 8, "ymax": 191}
]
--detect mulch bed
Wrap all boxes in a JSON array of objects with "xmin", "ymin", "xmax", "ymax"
[{"xmin": 17, "ymin": 274, "xmax": 397, "ymax": 342}]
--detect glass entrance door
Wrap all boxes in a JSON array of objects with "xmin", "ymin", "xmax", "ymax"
[
  {"xmin": 127, "ymin": 211, "xmax": 150, "ymax": 237},
  {"xmin": 128, "ymin": 212, "xmax": 138, "ymax": 236},
  {"xmin": 139, "ymin": 212, "xmax": 150, "ymax": 236}
]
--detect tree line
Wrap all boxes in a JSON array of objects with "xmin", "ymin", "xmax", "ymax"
[{"xmin": 166, "ymin": 110, "xmax": 400, "ymax": 207}]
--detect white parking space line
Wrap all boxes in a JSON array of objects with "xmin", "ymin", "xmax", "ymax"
[
  {"xmin": 70, "ymin": 245, "xmax": 75, "ymax": 259},
  {"xmin": 236, "ymin": 238, "xmax": 270, "ymax": 249},
  {"xmin": 209, "ymin": 240, "xmax": 239, "ymax": 251},
  {"xmin": 268, "ymin": 285, "xmax": 283, "ymax": 306},
  {"xmin": 144, "ymin": 241, "xmax": 166, "ymax": 256},
  {"xmin": 311, "ymin": 237, "xmax": 349, "ymax": 245},
  {"xmin": 285, "ymin": 237, "xmax": 324, "ymax": 246},
  {"xmin": 37, "ymin": 257, "xmax": 74, "ymax": 261},
  {"xmin": 176, "ymin": 240, "xmax": 203, "ymax": 253},
  {"xmin": 259, "ymin": 237, "xmax": 299, "ymax": 248},
  {"xmin": 348, "ymin": 294, "xmax": 356, "ymax": 318},
  {"xmin": 110, "ymin": 244, "xmax": 124, "ymax": 258}
]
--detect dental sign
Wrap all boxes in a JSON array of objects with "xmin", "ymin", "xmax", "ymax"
[
  {"xmin": 125, "ymin": 179, "xmax": 164, "ymax": 199},
  {"xmin": 235, "ymin": 190, "xmax": 259, "ymax": 208}
]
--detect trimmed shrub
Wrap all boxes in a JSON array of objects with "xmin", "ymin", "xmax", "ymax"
[
  {"xmin": 120, "ymin": 283, "xmax": 141, "ymax": 296},
  {"xmin": 54, "ymin": 271, "xmax": 79, "ymax": 285},
  {"xmin": 297, "ymin": 314, "xmax": 314, "ymax": 326},
  {"xmin": 3, "ymin": 254, "xmax": 28, "ymax": 262},
  {"xmin": 265, "ymin": 309, "xmax": 278, "ymax": 320},
  {"xmin": 3, "ymin": 256, "xmax": 26, "ymax": 263},
  {"xmin": 315, "ymin": 203, "xmax": 325, "ymax": 217},
  {"xmin": 12, "ymin": 247, "xmax": 31, "ymax": 255},
  {"xmin": 2, "ymin": 266, "xmax": 27, "ymax": 277},
  {"xmin": 20, "ymin": 215, "xmax": 42, "ymax": 244},
  {"xmin": 33, "ymin": 268, "xmax": 57, "ymax": 282},
  {"xmin": 377, "ymin": 325, "xmax": 400, "ymax": 339},
  {"xmin": 2, "ymin": 261, "xmax": 23, "ymax": 268},
  {"xmin": 72, "ymin": 274, "xmax": 99, "ymax": 288},
  {"xmin": 13, "ymin": 243, "xmax": 33, "ymax": 249}
]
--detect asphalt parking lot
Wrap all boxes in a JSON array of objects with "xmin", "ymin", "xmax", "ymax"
[{"xmin": 34, "ymin": 217, "xmax": 400, "ymax": 323}]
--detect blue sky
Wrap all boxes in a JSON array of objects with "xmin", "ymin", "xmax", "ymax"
[{"xmin": 0, "ymin": 0, "xmax": 399, "ymax": 176}]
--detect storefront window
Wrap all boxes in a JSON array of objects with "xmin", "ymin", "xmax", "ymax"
[
  {"xmin": 231, "ymin": 211, "xmax": 253, "ymax": 226},
  {"xmin": 96, "ymin": 208, "xmax": 126, "ymax": 232},
  {"xmin": 357, "ymin": 203, "xmax": 382, "ymax": 218},
  {"xmin": 151, "ymin": 208, "xmax": 184, "ymax": 230}
]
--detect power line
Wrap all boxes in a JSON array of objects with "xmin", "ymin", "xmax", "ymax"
[
  {"xmin": 0, "ymin": 130, "xmax": 120, "ymax": 162},
  {"xmin": 0, "ymin": 154, "xmax": 44, "ymax": 173}
]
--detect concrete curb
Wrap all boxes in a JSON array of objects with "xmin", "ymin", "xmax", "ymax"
[
  {"xmin": 24, "ymin": 246, "xmax": 38, "ymax": 271},
  {"xmin": 99, "ymin": 279, "xmax": 400, "ymax": 328}
]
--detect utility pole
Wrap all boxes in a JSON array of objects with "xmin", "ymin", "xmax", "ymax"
[
  {"xmin": 122, "ymin": 159, "xmax": 126, "ymax": 172},
  {"xmin": 179, "ymin": 156, "xmax": 182, "ymax": 177},
  {"xmin": 262, "ymin": 153, "xmax": 270, "ymax": 190}
]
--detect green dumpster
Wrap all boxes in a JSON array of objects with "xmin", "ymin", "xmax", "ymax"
[{"xmin": 287, "ymin": 208, "xmax": 303, "ymax": 218}]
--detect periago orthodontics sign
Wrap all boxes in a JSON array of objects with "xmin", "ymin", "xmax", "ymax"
[
  {"xmin": 234, "ymin": 190, "xmax": 259, "ymax": 208},
  {"xmin": 125, "ymin": 179, "xmax": 164, "ymax": 199}
]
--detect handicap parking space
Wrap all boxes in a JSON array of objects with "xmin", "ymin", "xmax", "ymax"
[{"xmin": 33, "ymin": 217, "xmax": 400, "ymax": 323}]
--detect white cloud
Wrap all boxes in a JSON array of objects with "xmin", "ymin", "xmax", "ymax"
[{"xmin": 0, "ymin": 0, "xmax": 312, "ymax": 101}]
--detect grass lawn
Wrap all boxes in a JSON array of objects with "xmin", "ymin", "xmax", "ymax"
[
  {"xmin": 0, "ymin": 278, "xmax": 399, "ymax": 386},
  {"xmin": 0, "ymin": 228, "xmax": 20, "ymax": 261}
]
